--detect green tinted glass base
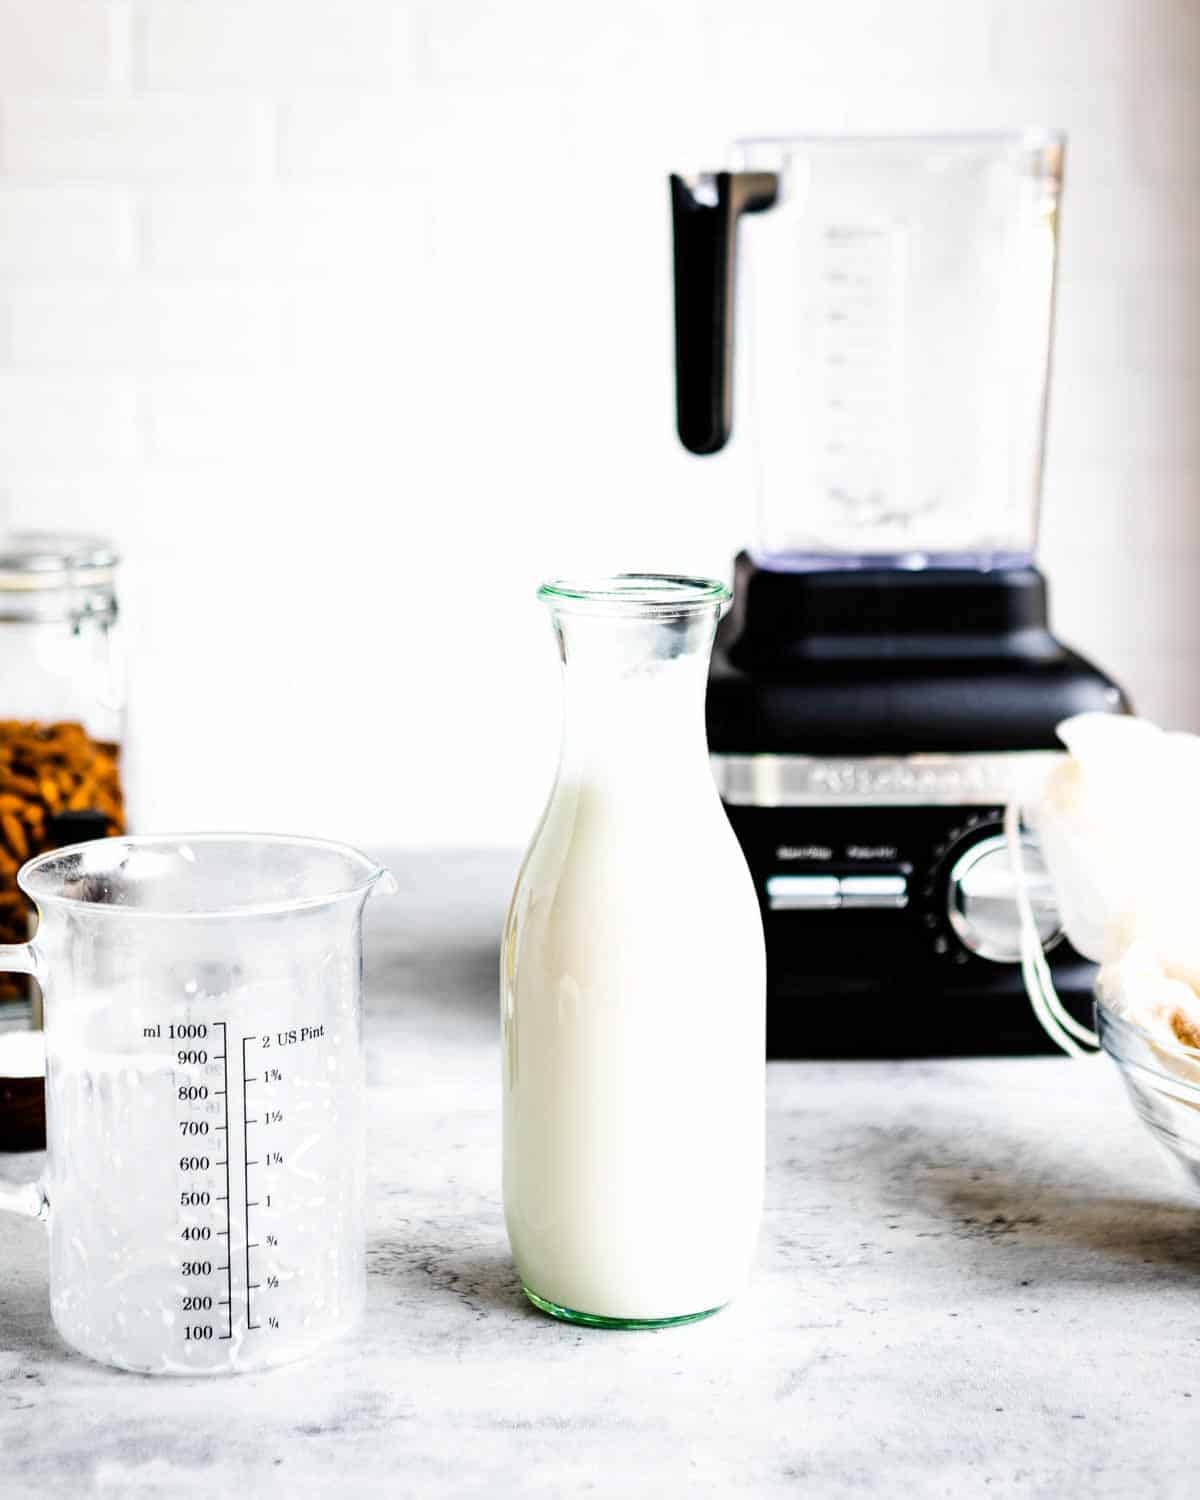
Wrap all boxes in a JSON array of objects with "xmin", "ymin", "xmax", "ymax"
[{"xmin": 523, "ymin": 1286, "xmax": 724, "ymax": 1329}]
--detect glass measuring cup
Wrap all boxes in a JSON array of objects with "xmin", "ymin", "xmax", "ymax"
[{"xmin": 0, "ymin": 833, "xmax": 393, "ymax": 1375}]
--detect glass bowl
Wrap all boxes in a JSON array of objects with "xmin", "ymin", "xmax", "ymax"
[{"xmin": 1097, "ymin": 1000, "xmax": 1200, "ymax": 1191}]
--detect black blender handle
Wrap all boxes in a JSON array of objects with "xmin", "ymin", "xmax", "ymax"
[{"xmin": 670, "ymin": 170, "xmax": 779, "ymax": 455}]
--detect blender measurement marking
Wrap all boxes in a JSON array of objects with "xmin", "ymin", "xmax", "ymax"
[
  {"xmin": 241, "ymin": 1035, "xmax": 261, "ymax": 1330},
  {"xmin": 213, "ymin": 1021, "xmax": 233, "ymax": 1340}
]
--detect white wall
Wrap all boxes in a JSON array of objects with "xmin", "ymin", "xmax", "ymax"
[{"xmin": 0, "ymin": 0, "xmax": 1195, "ymax": 848}]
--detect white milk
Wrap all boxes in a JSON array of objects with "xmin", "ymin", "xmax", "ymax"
[{"xmin": 502, "ymin": 631, "xmax": 765, "ymax": 1323}]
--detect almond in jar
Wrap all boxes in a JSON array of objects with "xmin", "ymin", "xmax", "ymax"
[{"xmin": 0, "ymin": 535, "xmax": 126, "ymax": 1021}]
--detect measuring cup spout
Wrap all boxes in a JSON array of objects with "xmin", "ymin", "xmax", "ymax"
[{"xmin": 372, "ymin": 865, "xmax": 398, "ymax": 899}]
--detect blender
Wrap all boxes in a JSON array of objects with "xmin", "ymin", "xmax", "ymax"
[{"xmin": 670, "ymin": 133, "xmax": 1127, "ymax": 1056}]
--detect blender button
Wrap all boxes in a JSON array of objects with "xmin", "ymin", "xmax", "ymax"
[
  {"xmin": 765, "ymin": 874, "xmax": 841, "ymax": 911},
  {"xmin": 838, "ymin": 875, "xmax": 909, "ymax": 910}
]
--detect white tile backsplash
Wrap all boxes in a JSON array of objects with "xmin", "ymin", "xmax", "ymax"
[
  {"xmin": 700, "ymin": 0, "xmax": 991, "ymax": 84},
  {"xmin": 3, "ymin": 95, "xmax": 273, "ymax": 180},
  {"xmin": 140, "ymin": 183, "xmax": 433, "ymax": 275},
  {"xmin": 139, "ymin": 0, "xmax": 415, "ymax": 88},
  {"xmin": 0, "ymin": 186, "xmax": 135, "ymax": 272},
  {"xmin": 0, "ymin": 0, "xmax": 1195, "ymax": 846},
  {"xmin": 0, "ymin": 0, "xmax": 119, "ymax": 90},
  {"xmin": 140, "ymin": 187, "xmax": 279, "ymax": 270},
  {"xmin": 989, "ymin": 0, "xmax": 1133, "ymax": 81},
  {"xmin": 276, "ymin": 91, "xmax": 437, "ymax": 178},
  {"xmin": 5, "ymin": 281, "xmax": 284, "ymax": 367},
  {"xmin": 142, "ymin": 372, "xmax": 291, "ymax": 459},
  {"xmin": 0, "ymin": 372, "xmax": 139, "ymax": 457}
]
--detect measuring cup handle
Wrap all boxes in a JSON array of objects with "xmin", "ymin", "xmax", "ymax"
[
  {"xmin": 0, "ymin": 939, "xmax": 50, "ymax": 1221},
  {"xmin": 0, "ymin": 941, "xmax": 38, "ymax": 977}
]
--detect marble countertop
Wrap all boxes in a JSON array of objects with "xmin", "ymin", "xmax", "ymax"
[{"xmin": 3, "ymin": 851, "xmax": 1198, "ymax": 1498}]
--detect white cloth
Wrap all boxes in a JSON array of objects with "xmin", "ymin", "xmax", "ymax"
[{"xmin": 1031, "ymin": 713, "xmax": 1200, "ymax": 1042}]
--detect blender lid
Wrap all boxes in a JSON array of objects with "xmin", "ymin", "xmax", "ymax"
[{"xmin": 0, "ymin": 531, "xmax": 119, "ymax": 590}]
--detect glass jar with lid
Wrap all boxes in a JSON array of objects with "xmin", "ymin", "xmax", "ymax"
[{"xmin": 0, "ymin": 533, "xmax": 126, "ymax": 1022}]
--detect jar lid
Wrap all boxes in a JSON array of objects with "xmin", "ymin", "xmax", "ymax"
[{"xmin": 0, "ymin": 532, "xmax": 118, "ymax": 591}]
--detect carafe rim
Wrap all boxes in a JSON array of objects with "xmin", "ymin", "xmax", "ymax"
[{"xmin": 538, "ymin": 573, "xmax": 730, "ymax": 616}]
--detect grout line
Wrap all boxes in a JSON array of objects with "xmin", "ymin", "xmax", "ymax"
[
  {"xmin": 109, "ymin": 0, "xmax": 138, "ymax": 93},
  {"xmin": 260, "ymin": 98, "xmax": 282, "ymax": 186}
]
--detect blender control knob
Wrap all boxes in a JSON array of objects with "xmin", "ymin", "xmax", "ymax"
[{"xmin": 946, "ymin": 833, "xmax": 1062, "ymax": 964}]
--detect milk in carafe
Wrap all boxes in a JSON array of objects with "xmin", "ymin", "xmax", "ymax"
[{"xmin": 502, "ymin": 577, "xmax": 765, "ymax": 1326}]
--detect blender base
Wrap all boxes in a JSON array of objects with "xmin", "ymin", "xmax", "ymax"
[{"xmin": 709, "ymin": 554, "xmax": 1128, "ymax": 1058}]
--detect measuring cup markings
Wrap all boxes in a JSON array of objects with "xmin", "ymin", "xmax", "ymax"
[
  {"xmin": 155, "ymin": 1017, "xmax": 233, "ymax": 1345},
  {"xmin": 239, "ymin": 1023, "xmax": 330, "ymax": 1338},
  {"xmin": 214, "ymin": 1021, "xmax": 233, "ymax": 1339},
  {"xmin": 125, "ymin": 1015, "xmax": 346, "ymax": 1350}
]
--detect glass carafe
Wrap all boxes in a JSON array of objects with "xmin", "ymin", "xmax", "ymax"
[
  {"xmin": 502, "ymin": 576, "xmax": 765, "ymax": 1327},
  {"xmin": 671, "ymin": 132, "xmax": 1064, "ymax": 570}
]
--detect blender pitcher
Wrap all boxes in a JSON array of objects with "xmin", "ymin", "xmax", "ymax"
[
  {"xmin": 670, "ymin": 132, "xmax": 1128, "ymax": 1058},
  {"xmin": 0, "ymin": 833, "xmax": 393, "ymax": 1375},
  {"xmin": 671, "ymin": 132, "xmax": 1064, "ymax": 569}
]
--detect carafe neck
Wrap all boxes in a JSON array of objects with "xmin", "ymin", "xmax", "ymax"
[{"xmin": 539, "ymin": 577, "xmax": 730, "ymax": 785}]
